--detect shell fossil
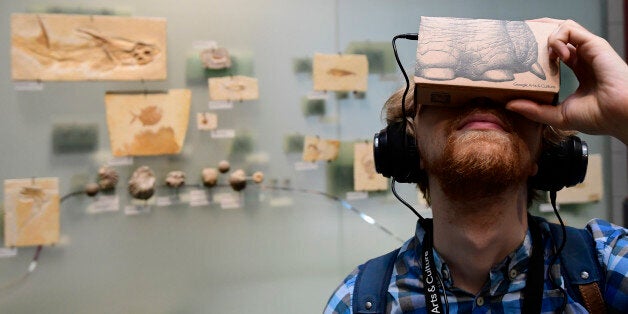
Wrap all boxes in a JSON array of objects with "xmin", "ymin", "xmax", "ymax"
[
  {"xmin": 229, "ymin": 169, "xmax": 247, "ymax": 191},
  {"xmin": 128, "ymin": 166, "xmax": 156, "ymax": 200},
  {"xmin": 98, "ymin": 165, "xmax": 119, "ymax": 191},
  {"xmin": 201, "ymin": 167, "xmax": 219, "ymax": 187},
  {"xmin": 165, "ymin": 170, "xmax": 186, "ymax": 188}
]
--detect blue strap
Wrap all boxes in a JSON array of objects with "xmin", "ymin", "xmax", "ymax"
[
  {"xmin": 547, "ymin": 222, "xmax": 605, "ymax": 299},
  {"xmin": 352, "ymin": 248, "xmax": 400, "ymax": 314}
]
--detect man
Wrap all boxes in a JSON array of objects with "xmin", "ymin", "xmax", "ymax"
[{"xmin": 324, "ymin": 19, "xmax": 628, "ymax": 313}]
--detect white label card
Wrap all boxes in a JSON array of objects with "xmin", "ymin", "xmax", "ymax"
[
  {"xmin": 211, "ymin": 129, "xmax": 236, "ymax": 139},
  {"xmin": 208, "ymin": 101, "xmax": 234, "ymax": 110},
  {"xmin": 107, "ymin": 156, "xmax": 134, "ymax": 166},
  {"xmin": 14, "ymin": 81, "xmax": 44, "ymax": 91},
  {"xmin": 87, "ymin": 195, "xmax": 120, "ymax": 214},
  {"xmin": 0, "ymin": 247, "xmax": 18, "ymax": 258},
  {"xmin": 189, "ymin": 190, "xmax": 210, "ymax": 207},
  {"xmin": 294, "ymin": 161, "xmax": 319, "ymax": 171}
]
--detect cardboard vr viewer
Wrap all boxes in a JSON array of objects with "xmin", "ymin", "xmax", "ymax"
[{"xmin": 414, "ymin": 16, "xmax": 560, "ymax": 106}]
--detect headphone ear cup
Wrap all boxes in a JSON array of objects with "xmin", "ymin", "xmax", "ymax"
[
  {"xmin": 530, "ymin": 135, "xmax": 588, "ymax": 191},
  {"xmin": 373, "ymin": 122, "xmax": 421, "ymax": 183}
]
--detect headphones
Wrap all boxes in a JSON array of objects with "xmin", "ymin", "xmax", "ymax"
[{"xmin": 373, "ymin": 116, "xmax": 588, "ymax": 191}]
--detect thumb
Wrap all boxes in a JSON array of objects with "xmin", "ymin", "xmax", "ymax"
[{"xmin": 506, "ymin": 99, "xmax": 564, "ymax": 127}]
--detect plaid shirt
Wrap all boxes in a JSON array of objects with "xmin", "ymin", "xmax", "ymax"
[{"xmin": 325, "ymin": 218, "xmax": 628, "ymax": 313}]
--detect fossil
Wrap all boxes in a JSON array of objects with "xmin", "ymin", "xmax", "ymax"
[
  {"xmin": 327, "ymin": 68, "xmax": 355, "ymax": 77},
  {"xmin": 130, "ymin": 105, "xmax": 162, "ymax": 126},
  {"xmin": 229, "ymin": 169, "xmax": 247, "ymax": 191},
  {"xmin": 97, "ymin": 166, "xmax": 119, "ymax": 191},
  {"xmin": 128, "ymin": 166, "xmax": 156, "ymax": 200},
  {"xmin": 218, "ymin": 160, "xmax": 231, "ymax": 173},
  {"xmin": 200, "ymin": 47, "xmax": 231, "ymax": 69},
  {"xmin": 222, "ymin": 81, "xmax": 247, "ymax": 92},
  {"xmin": 201, "ymin": 167, "xmax": 219, "ymax": 187},
  {"xmin": 13, "ymin": 16, "xmax": 161, "ymax": 71},
  {"xmin": 252, "ymin": 171, "xmax": 264, "ymax": 184},
  {"xmin": 85, "ymin": 183, "xmax": 100, "ymax": 197},
  {"xmin": 416, "ymin": 17, "xmax": 546, "ymax": 82},
  {"xmin": 165, "ymin": 171, "xmax": 186, "ymax": 188}
]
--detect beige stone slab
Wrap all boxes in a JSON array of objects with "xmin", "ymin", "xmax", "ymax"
[
  {"xmin": 353, "ymin": 142, "xmax": 387, "ymax": 191},
  {"xmin": 197, "ymin": 112, "xmax": 218, "ymax": 130},
  {"xmin": 208, "ymin": 76, "xmax": 259, "ymax": 101},
  {"xmin": 11, "ymin": 13, "xmax": 167, "ymax": 81},
  {"xmin": 302, "ymin": 136, "xmax": 340, "ymax": 162},
  {"xmin": 312, "ymin": 53, "xmax": 368, "ymax": 92},
  {"xmin": 556, "ymin": 154, "xmax": 603, "ymax": 204},
  {"xmin": 4, "ymin": 178, "xmax": 60, "ymax": 247},
  {"xmin": 105, "ymin": 89, "xmax": 191, "ymax": 156}
]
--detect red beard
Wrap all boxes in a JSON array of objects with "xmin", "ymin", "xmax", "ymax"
[{"xmin": 427, "ymin": 117, "xmax": 533, "ymax": 201}]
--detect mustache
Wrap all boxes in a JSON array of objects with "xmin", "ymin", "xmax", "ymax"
[{"xmin": 446, "ymin": 99, "xmax": 515, "ymax": 134}]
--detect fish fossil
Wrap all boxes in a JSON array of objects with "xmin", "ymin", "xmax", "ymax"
[
  {"xmin": 222, "ymin": 81, "xmax": 247, "ymax": 92},
  {"xmin": 130, "ymin": 105, "xmax": 162, "ymax": 126},
  {"xmin": 327, "ymin": 68, "xmax": 355, "ymax": 77},
  {"xmin": 13, "ymin": 15, "xmax": 161, "ymax": 71}
]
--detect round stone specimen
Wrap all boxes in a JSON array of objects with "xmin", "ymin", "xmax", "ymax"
[
  {"xmin": 218, "ymin": 160, "xmax": 231, "ymax": 173},
  {"xmin": 165, "ymin": 171, "xmax": 186, "ymax": 188},
  {"xmin": 252, "ymin": 171, "xmax": 264, "ymax": 183},
  {"xmin": 98, "ymin": 165, "xmax": 119, "ymax": 191},
  {"xmin": 229, "ymin": 169, "xmax": 247, "ymax": 191},
  {"xmin": 201, "ymin": 168, "xmax": 219, "ymax": 187},
  {"xmin": 128, "ymin": 166, "xmax": 156, "ymax": 200},
  {"xmin": 85, "ymin": 182, "xmax": 100, "ymax": 197}
]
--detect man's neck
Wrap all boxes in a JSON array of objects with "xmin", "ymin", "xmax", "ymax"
[{"xmin": 428, "ymin": 184, "xmax": 529, "ymax": 295}]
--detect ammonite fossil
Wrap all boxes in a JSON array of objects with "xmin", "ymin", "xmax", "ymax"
[
  {"xmin": 229, "ymin": 169, "xmax": 247, "ymax": 191},
  {"xmin": 165, "ymin": 170, "xmax": 186, "ymax": 188},
  {"xmin": 98, "ymin": 165, "xmax": 119, "ymax": 191},
  {"xmin": 128, "ymin": 166, "xmax": 156, "ymax": 200},
  {"xmin": 201, "ymin": 167, "xmax": 219, "ymax": 187}
]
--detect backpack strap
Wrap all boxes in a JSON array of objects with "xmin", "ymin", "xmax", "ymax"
[
  {"xmin": 547, "ymin": 222, "xmax": 607, "ymax": 313},
  {"xmin": 352, "ymin": 248, "xmax": 400, "ymax": 314}
]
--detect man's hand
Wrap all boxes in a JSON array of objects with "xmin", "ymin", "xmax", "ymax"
[{"xmin": 506, "ymin": 18, "xmax": 628, "ymax": 144}]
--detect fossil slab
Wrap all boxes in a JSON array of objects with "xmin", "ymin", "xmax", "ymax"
[
  {"xmin": 105, "ymin": 89, "xmax": 191, "ymax": 156},
  {"xmin": 302, "ymin": 136, "xmax": 340, "ymax": 162},
  {"xmin": 353, "ymin": 142, "xmax": 387, "ymax": 191},
  {"xmin": 11, "ymin": 13, "xmax": 167, "ymax": 81},
  {"xmin": 208, "ymin": 76, "xmax": 259, "ymax": 101},
  {"xmin": 312, "ymin": 53, "xmax": 368, "ymax": 92},
  {"xmin": 197, "ymin": 112, "xmax": 218, "ymax": 130},
  {"xmin": 4, "ymin": 178, "xmax": 60, "ymax": 247}
]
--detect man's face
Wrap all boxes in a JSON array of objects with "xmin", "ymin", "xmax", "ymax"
[{"xmin": 414, "ymin": 99, "xmax": 543, "ymax": 201}]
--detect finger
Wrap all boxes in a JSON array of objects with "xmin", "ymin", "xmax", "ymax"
[
  {"xmin": 549, "ymin": 19, "xmax": 598, "ymax": 50},
  {"xmin": 506, "ymin": 99, "xmax": 565, "ymax": 127}
]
